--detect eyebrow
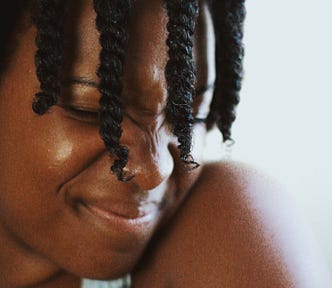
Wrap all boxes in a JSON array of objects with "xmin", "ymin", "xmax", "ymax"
[{"xmin": 64, "ymin": 77, "xmax": 215, "ymax": 95}]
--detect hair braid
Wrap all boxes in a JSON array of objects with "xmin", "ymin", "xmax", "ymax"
[
  {"xmin": 93, "ymin": 0, "xmax": 133, "ymax": 181},
  {"xmin": 207, "ymin": 0, "xmax": 246, "ymax": 142},
  {"xmin": 165, "ymin": 0, "xmax": 199, "ymax": 169},
  {"xmin": 32, "ymin": 0, "xmax": 65, "ymax": 115}
]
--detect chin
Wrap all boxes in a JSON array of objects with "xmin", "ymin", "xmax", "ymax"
[{"xmin": 58, "ymin": 245, "xmax": 141, "ymax": 280}]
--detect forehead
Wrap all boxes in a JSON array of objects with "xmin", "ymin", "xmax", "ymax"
[
  {"xmin": 63, "ymin": 0, "xmax": 215, "ymax": 102},
  {"xmin": 65, "ymin": 0, "xmax": 213, "ymax": 68}
]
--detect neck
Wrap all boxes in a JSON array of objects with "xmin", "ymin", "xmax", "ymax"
[{"xmin": 0, "ymin": 221, "xmax": 80, "ymax": 288}]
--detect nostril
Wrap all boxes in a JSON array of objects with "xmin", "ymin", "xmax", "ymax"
[
  {"xmin": 111, "ymin": 165, "xmax": 136, "ymax": 182},
  {"xmin": 118, "ymin": 118, "xmax": 175, "ymax": 189},
  {"xmin": 128, "ymin": 151, "xmax": 174, "ymax": 191}
]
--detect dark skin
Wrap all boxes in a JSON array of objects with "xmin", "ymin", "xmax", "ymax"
[
  {"xmin": 0, "ymin": 0, "xmax": 212, "ymax": 286},
  {"xmin": 0, "ymin": 0, "xmax": 331, "ymax": 287},
  {"xmin": 132, "ymin": 162, "xmax": 332, "ymax": 287}
]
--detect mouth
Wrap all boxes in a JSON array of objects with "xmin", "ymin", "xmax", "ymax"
[
  {"xmin": 81, "ymin": 198, "xmax": 157, "ymax": 220},
  {"xmin": 65, "ymin": 182, "xmax": 171, "ymax": 235},
  {"xmin": 76, "ymin": 197, "xmax": 161, "ymax": 232}
]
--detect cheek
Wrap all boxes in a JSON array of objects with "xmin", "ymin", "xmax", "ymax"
[
  {"xmin": 0, "ymin": 98, "xmax": 104, "ymax": 229},
  {"xmin": 0, "ymin": 105, "xmax": 102, "ymax": 188}
]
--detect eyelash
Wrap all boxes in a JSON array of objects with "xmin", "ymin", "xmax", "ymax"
[
  {"xmin": 62, "ymin": 105, "xmax": 207, "ymax": 126},
  {"xmin": 63, "ymin": 105, "xmax": 100, "ymax": 124}
]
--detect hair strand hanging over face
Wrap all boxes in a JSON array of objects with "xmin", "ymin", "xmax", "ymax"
[
  {"xmin": 93, "ymin": 0, "xmax": 134, "ymax": 181},
  {"xmin": 165, "ymin": 0, "xmax": 200, "ymax": 170},
  {"xmin": 206, "ymin": 0, "xmax": 246, "ymax": 144},
  {"xmin": 32, "ymin": 0, "xmax": 66, "ymax": 114}
]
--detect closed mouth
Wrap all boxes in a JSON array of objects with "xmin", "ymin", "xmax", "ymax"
[
  {"xmin": 85, "ymin": 203, "xmax": 146, "ymax": 220},
  {"xmin": 78, "ymin": 201, "xmax": 159, "ymax": 233},
  {"xmin": 80, "ymin": 198, "xmax": 159, "ymax": 221}
]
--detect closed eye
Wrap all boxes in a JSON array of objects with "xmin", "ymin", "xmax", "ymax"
[{"xmin": 60, "ymin": 104, "xmax": 100, "ymax": 125}]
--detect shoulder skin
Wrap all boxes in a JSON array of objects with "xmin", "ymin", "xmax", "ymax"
[{"xmin": 132, "ymin": 161, "xmax": 332, "ymax": 288}]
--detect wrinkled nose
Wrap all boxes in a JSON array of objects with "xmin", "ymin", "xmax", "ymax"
[
  {"xmin": 71, "ymin": 115, "xmax": 175, "ymax": 193},
  {"xmin": 119, "ymin": 116, "xmax": 174, "ymax": 191}
]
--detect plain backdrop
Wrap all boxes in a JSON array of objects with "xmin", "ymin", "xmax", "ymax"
[{"xmin": 203, "ymin": 0, "xmax": 332, "ymax": 273}]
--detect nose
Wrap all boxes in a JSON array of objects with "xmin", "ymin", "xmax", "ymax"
[
  {"xmin": 119, "ymin": 116, "xmax": 175, "ymax": 191},
  {"xmin": 71, "ymin": 115, "xmax": 175, "ymax": 193}
]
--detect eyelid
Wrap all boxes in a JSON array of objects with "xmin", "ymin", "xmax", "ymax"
[
  {"xmin": 59, "ymin": 86, "xmax": 101, "ymax": 109},
  {"xmin": 66, "ymin": 104, "xmax": 99, "ymax": 113},
  {"xmin": 57, "ymin": 102, "xmax": 100, "ymax": 125}
]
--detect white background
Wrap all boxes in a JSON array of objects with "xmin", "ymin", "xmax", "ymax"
[{"xmin": 204, "ymin": 0, "xmax": 332, "ymax": 272}]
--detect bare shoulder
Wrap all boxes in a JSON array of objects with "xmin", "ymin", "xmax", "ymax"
[{"xmin": 132, "ymin": 161, "xmax": 332, "ymax": 288}]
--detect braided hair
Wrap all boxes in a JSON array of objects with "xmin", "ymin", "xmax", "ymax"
[
  {"xmin": 0, "ymin": 0, "xmax": 246, "ymax": 181},
  {"xmin": 165, "ymin": 0, "xmax": 199, "ymax": 169},
  {"xmin": 206, "ymin": 0, "xmax": 245, "ymax": 142},
  {"xmin": 93, "ymin": 0, "xmax": 133, "ymax": 181},
  {"xmin": 32, "ymin": 0, "xmax": 66, "ymax": 115}
]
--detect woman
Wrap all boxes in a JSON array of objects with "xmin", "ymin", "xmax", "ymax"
[{"xmin": 0, "ymin": 0, "xmax": 330, "ymax": 287}]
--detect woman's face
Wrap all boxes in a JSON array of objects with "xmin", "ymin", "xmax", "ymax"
[{"xmin": 0, "ymin": 0, "xmax": 215, "ymax": 279}]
